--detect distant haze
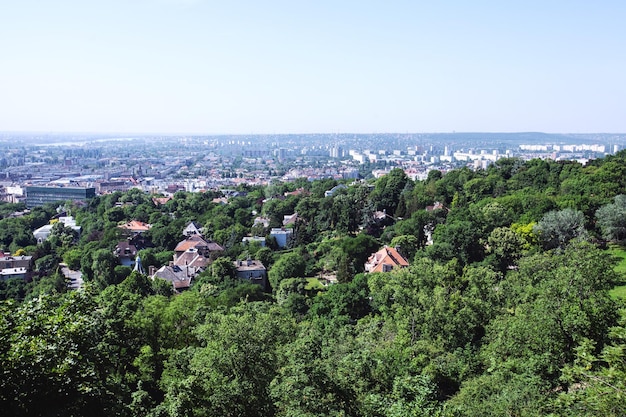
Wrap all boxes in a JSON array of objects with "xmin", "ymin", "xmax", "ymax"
[{"xmin": 1, "ymin": 1, "xmax": 625, "ymax": 134}]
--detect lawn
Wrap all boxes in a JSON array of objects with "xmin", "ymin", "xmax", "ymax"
[
  {"xmin": 608, "ymin": 245, "xmax": 626, "ymax": 300},
  {"xmin": 305, "ymin": 277, "xmax": 326, "ymax": 291}
]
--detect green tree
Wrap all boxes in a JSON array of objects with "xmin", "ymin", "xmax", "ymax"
[
  {"xmin": 595, "ymin": 194, "xmax": 626, "ymax": 242},
  {"xmin": 255, "ymin": 246, "xmax": 275, "ymax": 269},
  {"xmin": 534, "ymin": 208, "xmax": 588, "ymax": 250},
  {"xmin": 426, "ymin": 220, "xmax": 484, "ymax": 265},
  {"xmin": 35, "ymin": 253, "xmax": 60, "ymax": 277},
  {"xmin": 555, "ymin": 312, "xmax": 626, "ymax": 416},
  {"xmin": 0, "ymin": 292, "xmax": 120, "ymax": 416},
  {"xmin": 486, "ymin": 226, "xmax": 526, "ymax": 272},
  {"xmin": 62, "ymin": 248, "xmax": 83, "ymax": 270},
  {"xmin": 157, "ymin": 304, "xmax": 295, "ymax": 417},
  {"xmin": 485, "ymin": 242, "xmax": 618, "ymax": 391},
  {"xmin": 390, "ymin": 235, "xmax": 419, "ymax": 262},
  {"xmin": 211, "ymin": 256, "xmax": 236, "ymax": 283},
  {"xmin": 340, "ymin": 233, "xmax": 380, "ymax": 276},
  {"xmin": 268, "ymin": 251, "xmax": 306, "ymax": 291},
  {"xmin": 309, "ymin": 273, "xmax": 371, "ymax": 322},
  {"xmin": 92, "ymin": 249, "xmax": 120, "ymax": 287},
  {"xmin": 371, "ymin": 168, "xmax": 409, "ymax": 217}
]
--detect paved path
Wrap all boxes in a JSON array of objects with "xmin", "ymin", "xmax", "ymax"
[{"xmin": 60, "ymin": 264, "xmax": 83, "ymax": 290}]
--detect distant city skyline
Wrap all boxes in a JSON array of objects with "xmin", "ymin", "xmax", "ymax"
[{"xmin": 1, "ymin": 1, "xmax": 625, "ymax": 135}]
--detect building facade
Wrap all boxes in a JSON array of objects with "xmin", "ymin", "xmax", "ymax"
[{"xmin": 25, "ymin": 186, "xmax": 96, "ymax": 207}]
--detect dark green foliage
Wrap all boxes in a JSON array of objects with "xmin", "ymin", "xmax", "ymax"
[
  {"xmin": 269, "ymin": 251, "xmax": 307, "ymax": 290},
  {"xmin": 427, "ymin": 220, "xmax": 484, "ymax": 265},
  {"xmin": 62, "ymin": 248, "xmax": 83, "ymax": 270},
  {"xmin": 3, "ymin": 155, "xmax": 626, "ymax": 415},
  {"xmin": 157, "ymin": 304, "xmax": 295, "ymax": 417},
  {"xmin": 0, "ymin": 278, "xmax": 29, "ymax": 301},
  {"xmin": 371, "ymin": 168, "xmax": 409, "ymax": 217},
  {"xmin": 0, "ymin": 293, "xmax": 119, "ymax": 416},
  {"xmin": 340, "ymin": 233, "xmax": 380, "ymax": 276},
  {"xmin": 309, "ymin": 273, "xmax": 371, "ymax": 322},
  {"xmin": 255, "ymin": 246, "xmax": 275, "ymax": 269}
]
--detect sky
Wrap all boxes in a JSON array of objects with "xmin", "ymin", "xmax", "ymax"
[{"xmin": 1, "ymin": 0, "xmax": 625, "ymax": 134}]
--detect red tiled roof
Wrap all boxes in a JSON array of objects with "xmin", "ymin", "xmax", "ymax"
[
  {"xmin": 174, "ymin": 235, "xmax": 224, "ymax": 253},
  {"xmin": 365, "ymin": 246, "xmax": 409, "ymax": 273},
  {"xmin": 118, "ymin": 220, "xmax": 152, "ymax": 231}
]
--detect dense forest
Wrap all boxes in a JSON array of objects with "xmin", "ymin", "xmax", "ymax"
[{"xmin": 3, "ymin": 152, "xmax": 626, "ymax": 416}]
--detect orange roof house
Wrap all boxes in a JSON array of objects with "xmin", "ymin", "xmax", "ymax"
[
  {"xmin": 174, "ymin": 235, "xmax": 224, "ymax": 260},
  {"xmin": 364, "ymin": 246, "xmax": 409, "ymax": 273},
  {"xmin": 118, "ymin": 220, "xmax": 152, "ymax": 234}
]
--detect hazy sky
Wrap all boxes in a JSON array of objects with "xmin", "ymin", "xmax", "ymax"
[{"xmin": 1, "ymin": 0, "xmax": 625, "ymax": 134}]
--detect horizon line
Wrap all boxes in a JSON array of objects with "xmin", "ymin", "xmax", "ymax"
[{"xmin": 1, "ymin": 130, "xmax": 625, "ymax": 137}]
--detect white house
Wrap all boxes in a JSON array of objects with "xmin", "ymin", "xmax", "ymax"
[
  {"xmin": 33, "ymin": 216, "xmax": 81, "ymax": 244},
  {"xmin": 270, "ymin": 228, "xmax": 293, "ymax": 248}
]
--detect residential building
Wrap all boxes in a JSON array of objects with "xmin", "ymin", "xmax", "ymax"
[
  {"xmin": 118, "ymin": 220, "xmax": 152, "ymax": 235},
  {"xmin": 0, "ymin": 253, "xmax": 33, "ymax": 281},
  {"xmin": 173, "ymin": 247, "xmax": 210, "ymax": 270},
  {"xmin": 152, "ymin": 196, "xmax": 171, "ymax": 206},
  {"xmin": 270, "ymin": 228, "xmax": 293, "ymax": 248},
  {"xmin": 253, "ymin": 217, "xmax": 270, "ymax": 228},
  {"xmin": 174, "ymin": 235, "xmax": 224, "ymax": 261},
  {"xmin": 114, "ymin": 240, "xmax": 139, "ymax": 267},
  {"xmin": 183, "ymin": 221, "xmax": 203, "ymax": 237},
  {"xmin": 284, "ymin": 188, "xmax": 309, "ymax": 197},
  {"xmin": 151, "ymin": 265, "xmax": 193, "ymax": 293},
  {"xmin": 234, "ymin": 258, "xmax": 268, "ymax": 290},
  {"xmin": 95, "ymin": 180, "xmax": 135, "ymax": 194},
  {"xmin": 282, "ymin": 213, "xmax": 298, "ymax": 226},
  {"xmin": 425, "ymin": 201, "xmax": 446, "ymax": 212},
  {"xmin": 33, "ymin": 216, "xmax": 81, "ymax": 244},
  {"xmin": 324, "ymin": 184, "xmax": 347, "ymax": 197},
  {"xmin": 364, "ymin": 246, "xmax": 409, "ymax": 273}
]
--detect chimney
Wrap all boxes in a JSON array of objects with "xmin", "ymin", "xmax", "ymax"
[{"xmin": 149, "ymin": 265, "xmax": 156, "ymax": 276}]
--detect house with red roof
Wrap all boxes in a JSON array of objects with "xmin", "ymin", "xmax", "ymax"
[
  {"xmin": 364, "ymin": 246, "xmax": 409, "ymax": 273},
  {"xmin": 174, "ymin": 235, "xmax": 224, "ymax": 261},
  {"xmin": 118, "ymin": 220, "xmax": 152, "ymax": 235}
]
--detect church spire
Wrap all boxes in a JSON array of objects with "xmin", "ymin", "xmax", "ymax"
[{"xmin": 133, "ymin": 255, "xmax": 144, "ymax": 274}]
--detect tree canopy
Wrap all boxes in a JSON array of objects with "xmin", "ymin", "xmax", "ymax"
[{"xmin": 3, "ymin": 152, "xmax": 626, "ymax": 415}]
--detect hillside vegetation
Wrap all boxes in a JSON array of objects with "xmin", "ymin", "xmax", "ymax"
[{"xmin": 3, "ymin": 152, "xmax": 626, "ymax": 416}]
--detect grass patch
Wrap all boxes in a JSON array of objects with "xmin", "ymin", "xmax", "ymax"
[
  {"xmin": 611, "ymin": 285, "xmax": 626, "ymax": 300},
  {"xmin": 305, "ymin": 278, "xmax": 326, "ymax": 291},
  {"xmin": 608, "ymin": 244, "xmax": 626, "ymax": 300}
]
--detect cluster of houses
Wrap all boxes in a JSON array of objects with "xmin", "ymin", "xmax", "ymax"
[
  {"xmin": 112, "ymin": 217, "xmax": 410, "ymax": 293},
  {"xmin": 115, "ymin": 220, "xmax": 270, "ymax": 293},
  {"xmin": 3, "ymin": 193, "xmax": 416, "ymax": 291}
]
